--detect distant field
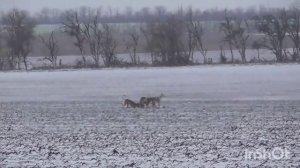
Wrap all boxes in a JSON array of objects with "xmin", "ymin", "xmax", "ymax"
[
  {"xmin": 34, "ymin": 23, "xmax": 142, "ymax": 34},
  {"xmin": 34, "ymin": 21, "xmax": 232, "ymax": 34},
  {"xmin": 28, "ymin": 49, "xmax": 277, "ymax": 69},
  {"xmin": 34, "ymin": 24, "xmax": 61, "ymax": 34}
]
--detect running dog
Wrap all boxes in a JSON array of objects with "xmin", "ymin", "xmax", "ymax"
[
  {"xmin": 122, "ymin": 95, "xmax": 140, "ymax": 108},
  {"xmin": 140, "ymin": 93, "xmax": 165, "ymax": 108}
]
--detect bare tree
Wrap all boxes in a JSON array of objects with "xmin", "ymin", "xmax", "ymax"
[
  {"xmin": 143, "ymin": 14, "xmax": 189, "ymax": 66},
  {"xmin": 2, "ymin": 9, "xmax": 36, "ymax": 70},
  {"xmin": 140, "ymin": 7, "xmax": 151, "ymax": 22},
  {"xmin": 255, "ymin": 10, "xmax": 288, "ymax": 62},
  {"xmin": 141, "ymin": 25, "xmax": 155, "ymax": 64},
  {"xmin": 101, "ymin": 23, "xmax": 117, "ymax": 67},
  {"xmin": 166, "ymin": 15, "xmax": 188, "ymax": 65},
  {"xmin": 125, "ymin": 26, "xmax": 140, "ymax": 65},
  {"xmin": 231, "ymin": 18, "xmax": 250, "ymax": 63},
  {"xmin": 220, "ymin": 11, "xmax": 235, "ymax": 63},
  {"xmin": 185, "ymin": 8, "xmax": 197, "ymax": 63},
  {"xmin": 82, "ymin": 14, "xmax": 102, "ymax": 67},
  {"xmin": 62, "ymin": 10, "xmax": 87, "ymax": 67},
  {"xmin": 220, "ymin": 12, "xmax": 249, "ymax": 63},
  {"xmin": 190, "ymin": 21, "xmax": 208, "ymax": 64},
  {"xmin": 39, "ymin": 31, "xmax": 59, "ymax": 68},
  {"xmin": 155, "ymin": 6, "xmax": 168, "ymax": 22},
  {"xmin": 287, "ymin": 8, "xmax": 300, "ymax": 61}
]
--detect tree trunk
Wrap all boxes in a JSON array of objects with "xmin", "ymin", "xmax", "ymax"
[
  {"xmin": 17, "ymin": 56, "xmax": 21, "ymax": 70},
  {"xmin": 257, "ymin": 49, "xmax": 260, "ymax": 62},
  {"xmin": 82, "ymin": 55, "xmax": 86, "ymax": 67},
  {"xmin": 150, "ymin": 52, "xmax": 154, "ymax": 64},
  {"xmin": 79, "ymin": 46, "xmax": 86, "ymax": 67},
  {"xmin": 23, "ymin": 57, "xmax": 28, "ymax": 70},
  {"xmin": 241, "ymin": 49, "xmax": 246, "ymax": 63},
  {"xmin": 133, "ymin": 48, "xmax": 137, "ymax": 64},
  {"xmin": 229, "ymin": 44, "xmax": 234, "ymax": 63}
]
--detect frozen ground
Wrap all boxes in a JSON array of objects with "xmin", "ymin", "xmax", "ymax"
[
  {"xmin": 1, "ymin": 64, "xmax": 300, "ymax": 102},
  {"xmin": 29, "ymin": 49, "xmax": 277, "ymax": 69},
  {"xmin": 0, "ymin": 64, "xmax": 300, "ymax": 167}
]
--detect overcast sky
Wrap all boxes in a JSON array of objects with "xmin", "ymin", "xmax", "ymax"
[{"xmin": 0, "ymin": 0, "xmax": 294, "ymax": 13}]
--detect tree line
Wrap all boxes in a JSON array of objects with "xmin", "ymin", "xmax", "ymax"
[
  {"xmin": 0, "ymin": 7, "xmax": 300, "ymax": 70},
  {"xmin": 7, "ymin": 6, "xmax": 286, "ymax": 24}
]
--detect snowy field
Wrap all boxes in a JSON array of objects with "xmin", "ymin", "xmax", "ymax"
[
  {"xmin": 29, "ymin": 49, "xmax": 277, "ymax": 69},
  {"xmin": 0, "ymin": 64, "xmax": 300, "ymax": 167}
]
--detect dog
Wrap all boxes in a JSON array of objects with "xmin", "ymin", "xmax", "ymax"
[
  {"xmin": 140, "ymin": 93, "xmax": 165, "ymax": 108},
  {"xmin": 123, "ymin": 99, "xmax": 140, "ymax": 108},
  {"xmin": 122, "ymin": 95, "xmax": 140, "ymax": 108}
]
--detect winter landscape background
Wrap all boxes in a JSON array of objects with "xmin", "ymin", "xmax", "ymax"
[{"xmin": 1, "ymin": 0, "xmax": 300, "ymax": 167}]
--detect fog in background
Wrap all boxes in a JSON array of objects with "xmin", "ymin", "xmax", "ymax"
[
  {"xmin": 0, "ymin": 0, "xmax": 293, "ymax": 13},
  {"xmin": 0, "ymin": 0, "xmax": 298, "ymax": 70}
]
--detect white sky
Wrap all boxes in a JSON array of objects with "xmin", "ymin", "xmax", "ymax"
[{"xmin": 0, "ymin": 0, "xmax": 294, "ymax": 14}]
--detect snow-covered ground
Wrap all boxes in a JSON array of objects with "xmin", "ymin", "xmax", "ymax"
[
  {"xmin": 0, "ymin": 64, "xmax": 300, "ymax": 102},
  {"xmin": 0, "ymin": 64, "xmax": 300, "ymax": 167},
  {"xmin": 29, "ymin": 49, "xmax": 277, "ymax": 68}
]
